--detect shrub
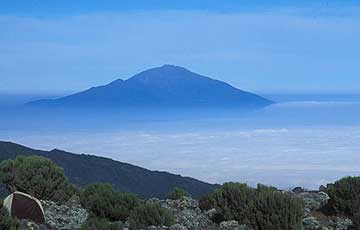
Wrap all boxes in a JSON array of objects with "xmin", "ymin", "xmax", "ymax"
[
  {"xmin": 81, "ymin": 216, "xmax": 123, "ymax": 230},
  {"xmin": 326, "ymin": 176, "xmax": 360, "ymax": 229},
  {"xmin": 326, "ymin": 176, "xmax": 360, "ymax": 216},
  {"xmin": 351, "ymin": 212, "xmax": 360, "ymax": 230},
  {"xmin": 0, "ymin": 156, "xmax": 76, "ymax": 203},
  {"xmin": 0, "ymin": 198, "xmax": 19, "ymax": 230},
  {"xmin": 128, "ymin": 202, "xmax": 175, "ymax": 230},
  {"xmin": 199, "ymin": 183, "xmax": 304, "ymax": 230},
  {"xmin": 167, "ymin": 187, "xmax": 189, "ymax": 200},
  {"xmin": 80, "ymin": 183, "xmax": 141, "ymax": 221}
]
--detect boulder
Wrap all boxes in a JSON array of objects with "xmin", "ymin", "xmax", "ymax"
[
  {"xmin": 295, "ymin": 191, "xmax": 330, "ymax": 216},
  {"xmin": 219, "ymin": 220, "xmax": 246, "ymax": 230},
  {"xmin": 303, "ymin": 216, "xmax": 320, "ymax": 230},
  {"xmin": 319, "ymin": 185, "xmax": 327, "ymax": 192},
  {"xmin": 41, "ymin": 199, "xmax": 88, "ymax": 230},
  {"xmin": 293, "ymin": 187, "xmax": 305, "ymax": 194}
]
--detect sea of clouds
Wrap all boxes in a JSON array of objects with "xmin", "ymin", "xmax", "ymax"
[{"xmin": 1, "ymin": 100, "xmax": 360, "ymax": 189}]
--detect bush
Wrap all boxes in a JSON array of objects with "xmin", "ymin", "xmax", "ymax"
[
  {"xmin": 326, "ymin": 176, "xmax": 360, "ymax": 229},
  {"xmin": 352, "ymin": 212, "xmax": 360, "ymax": 230},
  {"xmin": 0, "ymin": 156, "xmax": 76, "ymax": 203},
  {"xmin": 326, "ymin": 176, "xmax": 360, "ymax": 216},
  {"xmin": 167, "ymin": 187, "xmax": 189, "ymax": 200},
  {"xmin": 81, "ymin": 216, "xmax": 123, "ymax": 230},
  {"xmin": 199, "ymin": 183, "xmax": 304, "ymax": 230},
  {"xmin": 80, "ymin": 183, "xmax": 141, "ymax": 221},
  {"xmin": 0, "ymin": 198, "xmax": 19, "ymax": 230},
  {"xmin": 128, "ymin": 202, "xmax": 175, "ymax": 230}
]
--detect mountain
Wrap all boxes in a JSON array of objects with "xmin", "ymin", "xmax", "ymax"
[
  {"xmin": 29, "ymin": 65, "xmax": 273, "ymax": 108},
  {"xmin": 0, "ymin": 141, "xmax": 218, "ymax": 198}
]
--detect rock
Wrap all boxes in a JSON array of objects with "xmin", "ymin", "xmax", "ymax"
[
  {"xmin": 147, "ymin": 226, "xmax": 168, "ymax": 230},
  {"xmin": 41, "ymin": 199, "xmax": 88, "ymax": 230},
  {"xmin": 19, "ymin": 220, "xmax": 50, "ymax": 230},
  {"xmin": 295, "ymin": 191, "xmax": 330, "ymax": 216},
  {"xmin": 334, "ymin": 217, "xmax": 352, "ymax": 230},
  {"xmin": 169, "ymin": 224, "xmax": 188, "ymax": 230},
  {"xmin": 293, "ymin": 187, "xmax": 305, "ymax": 194},
  {"xmin": 147, "ymin": 198, "xmax": 162, "ymax": 204},
  {"xmin": 303, "ymin": 216, "xmax": 320, "ymax": 230},
  {"xmin": 319, "ymin": 185, "xmax": 327, "ymax": 192},
  {"xmin": 219, "ymin": 220, "xmax": 246, "ymax": 230},
  {"xmin": 205, "ymin": 208, "xmax": 217, "ymax": 219},
  {"xmin": 162, "ymin": 197, "xmax": 216, "ymax": 230},
  {"xmin": 165, "ymin": 196, "xmax": 198, "ymax": 210}
]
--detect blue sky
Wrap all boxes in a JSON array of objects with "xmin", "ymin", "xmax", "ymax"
[{"xmin": 0, "ymin": 1, "xmax": 359, "ymax": 93}]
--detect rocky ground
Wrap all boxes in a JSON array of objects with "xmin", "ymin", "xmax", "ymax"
[
  {"xmin": 19, "ymin": 197, "xmax": 88, "ymax": 230},
  {"xmin": 19, "ymin": 189, "xmax": 353, "ymax": 230}
]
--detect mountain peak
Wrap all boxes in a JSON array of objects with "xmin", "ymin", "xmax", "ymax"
[
  {"xmin": 28, "ymin": 65, "xmax": 273, "ymax": 108},
  {"xmin": 130, "ymin": 64, "xmax": 190, "ymax": 78},
  {"xmin": 159, "ymin": 64, "xmax": 188, "ymax": 71}
]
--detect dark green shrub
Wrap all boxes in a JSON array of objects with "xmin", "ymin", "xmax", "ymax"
[
  {"xmin": 251, "ymin": 185, "xmax": 304, "ymax": 230},
  {"xmin": 128, "ymin": 203, "xmax": 175, "ymax": 230},
  {"xmin": 351, "ymin": 212, "xmax": 360, "ymax": 230},
  {"xmin": 326, "ymin": 176, "xmax": 360, "ymax": 229},
  {"xmin": 80, "ymin": 183, "xmax": 141, "ymax": 221},
  {"xmin": 326, "ymin": 176, "xmax": 360, "ymax": 216},
  {"xmin": 81, "ymin": 216, "xmax": 122, "ymax": 230},
  {"xmin": 167, "ymin": 187, "xmax": 189, "ymax": 200},
  {"xmin": 199, "ymin": 183, "xmax": 304, "ymax": 230},
  {"xmin": 0, "ymin": 198, "xmax": 19, "ymax": 230},
  {"xmin": 0, "ymin": 156, "xmax": 76, "ymax": 203},
  {"xmin": 199, "ymin": 183, "xmax": 255, "ymax": 223}
]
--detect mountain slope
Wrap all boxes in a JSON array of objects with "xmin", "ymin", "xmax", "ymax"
[
  {"xmin": 29, "ymin": 65, "xmax": 273, "ymax": 108},
  {"xmin": 0, "ymin": 141, "xmax": 218, "ymax": 198}
]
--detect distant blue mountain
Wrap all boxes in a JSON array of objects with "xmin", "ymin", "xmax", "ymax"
[{"xmin": 29, "ymin": 65, "xmax": 273, "ymax": 108}]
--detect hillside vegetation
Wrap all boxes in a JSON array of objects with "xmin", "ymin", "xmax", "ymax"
[
  {"xmin": 0, "ymin": 150, "xmax": 359, "ymax": 229},
  {"xmin": 0, "ymin": 141, "xmax": 218, "ymax": 198}
]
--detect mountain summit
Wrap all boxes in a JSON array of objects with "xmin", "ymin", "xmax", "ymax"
[{"xmin": 30, "ymin": 65, "xmax": 273, "ymax": 108}]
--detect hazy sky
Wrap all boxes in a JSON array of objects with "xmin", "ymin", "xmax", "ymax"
[{"xmin": 1, "ymin": 0, "xmax": 359, "ymax": 93}]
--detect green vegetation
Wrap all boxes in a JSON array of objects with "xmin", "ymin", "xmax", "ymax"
[
  {"xmin": 168, "ymin": 187, "xmax": 189, "ymax": 200},
  {"xmin": 0, "ymin": 141, "xmax": 217, "ymax": 199},
  {"xmin": 80, "ymin": 183, "xmax": 141, "ymax": 222},
  {"xmin": 128, "ymin": 202, "xmax": 175, "ymax": 230},
  {"xmin": 0, "ymin": 198, "xmax": 19, "ymax": 230},
  {"xmin": 326, "ymin": 176, "xmax": 360, "ymax": 229},
  {"xmin": 199, "ymin": 182, "xmax": 304, "ymax": 230},
  {"xmin": 326, "ymin": 176, "xmax": 360, "ymax": 216},
  {"xmin": 0, "ymin": 156, "xmax": 77, "ymax": 203}
]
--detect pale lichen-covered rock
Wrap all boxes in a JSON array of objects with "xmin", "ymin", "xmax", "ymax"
[
  {"xmin": 147, "ymin": 197, "xmax": 248, "ymax": 230},
  {"xmin": 19, "ymin": 220, "xmax": 47, "ymax": 230},
  {"xmin": 205, "ymin": 208, "xmax": 217, "ymax": 219},
  {"xmin": 332, "ymin": 217, "xmax": 352, "ymax": 230},
  {"xmin": 169, "ymin": 224, "xmax": 188, "ymax": 230},
  {"xmin": 219, "ymin": 220, "xmax": 247, "ymax": 230},
  {"xmin": 301, "ymin": 213, "xmax": 353, "ymax": 230},
  {"xmin": 161, "ymin": 197, "xmax": 216, "ymax": 230},
  {"xmin": 295, "ymin": 191, "xmax": 330, "ymax": 216},
  {"xmin": 41, "ymin": 199, "xmax": 88, "ymax": 230},
  {"xmin": 303, "ymin": 216, "xmax": 320, "ymax": 229}
]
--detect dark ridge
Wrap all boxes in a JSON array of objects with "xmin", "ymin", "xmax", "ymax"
[{"xmin": 0, "ymin": 141, "xmax": 219, "ymax": 198}]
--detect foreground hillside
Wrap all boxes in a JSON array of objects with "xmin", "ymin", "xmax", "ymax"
[
  {"xmin": 0, "ymin": 141, "xmax": 218, "ymax": 198},
  {"xmin": 0, "ymin": 155, "xmax": 358, "ymax": 230},
  {"xmin": 0, "ymin": 152, "xmax": 360, "ymax": 230}
]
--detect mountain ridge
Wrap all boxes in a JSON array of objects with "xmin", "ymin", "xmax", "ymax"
[{"xmin": 0, "ymin": 141, "xmax": 219, "ymax": 198}]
